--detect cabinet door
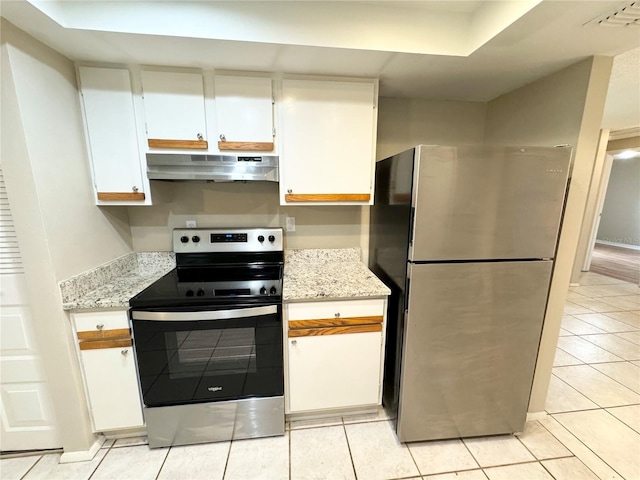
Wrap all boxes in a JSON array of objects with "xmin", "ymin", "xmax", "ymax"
[
  {"xmin": 141, "ymin": 70, "xmax": 208, "ymax": 149},
  {"xmin": 214, "ymin": 75, "xmax": 274, "ymax": 152},
  {"xmin": 287, "ymin": 331, "xmax": 382, "ymax": 413},
  {"xmin": 280, "ymin": 79, "xmax": 376, "ymax": 205},
  {"xmin": 80, "ymin": 346, "xmax": 144, "ymax": 431},
  {"xmin": 78, "ymin": 67, "xmax": 146, "ymax": 203}
]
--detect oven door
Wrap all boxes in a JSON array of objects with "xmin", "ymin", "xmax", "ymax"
[{"xmin": 130, "ymin": 304, "xmax": 283, "ymax": 408}]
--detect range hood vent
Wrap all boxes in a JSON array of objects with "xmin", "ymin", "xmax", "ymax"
[{"xmin": 146, "ymin": 154, "xmax": 279, "ymax": 182}]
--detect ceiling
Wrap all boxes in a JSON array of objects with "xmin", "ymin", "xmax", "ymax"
[{"xmin": 1, "ymin": 0, "xmax": 639, "ymax": 131}]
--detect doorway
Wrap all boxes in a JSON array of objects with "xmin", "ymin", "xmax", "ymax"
[{"xmin": 583, "ymin": 144, "xmax": 640, "ymax": 285}]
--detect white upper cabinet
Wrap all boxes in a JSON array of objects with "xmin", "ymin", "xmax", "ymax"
[
  {"xmin": 214, "ymin": 75, "xmax": 274, "ymax": 152},
  {"xmin": 280, "ymin": 78, "xmax": 377, "ymax": 205},
  {"xmin": 77, "ymin": 66, "xmax": 149, "ymax": 205},
  {"xmin": 141, "ymin": 70, "xmax": 208, "ymax": 150}
]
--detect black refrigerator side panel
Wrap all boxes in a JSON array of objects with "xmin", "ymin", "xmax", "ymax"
[{"xmin": 368, "ymin": 150, "xmax": 415, "ymax": 420}]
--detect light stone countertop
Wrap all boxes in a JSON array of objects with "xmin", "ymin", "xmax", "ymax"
[
  {"xmin": 60, "ymin": 248, "xmax": 389, "ymax": 310},
  {"xmin": 60, "ymin": 252, "xmax": 175, "ymax": 310},
  {"xmin": 283, "ymin": 248, "xmax": 390, "ymax": 302}
]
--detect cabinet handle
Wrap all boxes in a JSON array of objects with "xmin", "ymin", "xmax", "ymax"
[
  {"xmin": 219, "ymin": 134, "xmax": 226, "ymax": 141},
  {"xmin": 121, "ymin": 349, "xmax": 129, "ymax": 356},
  {"xmin": 96, "ymin": 323, "xmax": 104, "ymax": 330},
  {"xmin": 197, "ymin": 133, "xmax": 204, "ymax": 141},
  {"xmin": 335, "ymin": 313, "xmax": 341, "ymax": 318},
  {"xmin": 132, "ymin": 186, "xmax": 139, "ymax": 193},
  {"xmin": 291, "ymin": 339, "xmax": 297, "ymax": 345}
]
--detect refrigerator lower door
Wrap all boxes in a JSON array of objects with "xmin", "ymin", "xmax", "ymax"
[{"xmin": 397, "ymin": 260, "xmax": 552, "ymax": 443}]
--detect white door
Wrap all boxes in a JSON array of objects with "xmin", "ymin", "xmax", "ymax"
[{"xmin": 0, "ymin": 170, "xmax": 60, "ymax": 451}]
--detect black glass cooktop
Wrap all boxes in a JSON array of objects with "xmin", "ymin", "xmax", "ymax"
[{"xmin": 129, "ymin": 264, "xmax": 283, "ymax": 309}]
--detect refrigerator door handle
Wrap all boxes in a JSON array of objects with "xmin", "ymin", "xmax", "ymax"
[{"xmin": 404, "ymin": 277, "xmax": 411, "ymax": 311}]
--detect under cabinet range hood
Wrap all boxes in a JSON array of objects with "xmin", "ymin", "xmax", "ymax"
[{"xmin": 146, "ymin": 154, "xmax": 279, "ymax": 182}]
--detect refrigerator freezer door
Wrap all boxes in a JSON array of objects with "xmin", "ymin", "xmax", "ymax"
[
  {"xmin": 411, "ymin": 145, "xmax": 571, "ymax": 261},
  {"xmin": 397, "ymin": 260, "xmax": 552, "ymax": 442}
]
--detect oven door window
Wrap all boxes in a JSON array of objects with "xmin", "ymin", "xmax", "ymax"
[{"xmin": 132, "ymin": 306, "xmax": 283, "ymax": 407}]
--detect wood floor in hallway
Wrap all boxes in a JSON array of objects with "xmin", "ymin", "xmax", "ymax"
[{"xmin": 590, "ymin": 243, "xmax": 640, "ymax": 285}]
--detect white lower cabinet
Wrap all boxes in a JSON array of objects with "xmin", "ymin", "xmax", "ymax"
[
  {"xmin": 79, "ymin": 346, "xmax": 144, "ymax": 432},
  {"xmin": 285, "ymin": 298, "xmax": 387, "ymax": 415},
  {"xmin": 71, "ymin": 310, "xmax": 144, "ymax": 432},
  {"xmin": 288, "ymin": 332, "xmax": 382, "ymax": 412}
]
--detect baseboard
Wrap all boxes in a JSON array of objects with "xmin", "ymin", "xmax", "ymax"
[
  {"xmin": 595, "ymin": 240, "xmax": 640, "ymax": 251},
  {"xmin": 526, "ymin": 411, "xmax": 548, "ymax": 422},
  {"xmin": 59, "ymin": 436, "xmax": 103, "ymax": 463}
]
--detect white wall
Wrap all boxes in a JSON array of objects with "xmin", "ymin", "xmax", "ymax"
[
  {"xmin": 1, "ymin": 22, "xmax": 132, "ymax": 280},
  {"xmin": 597, "ymin": 156, "xmax": 640, "ymax": 246},
  {"xmin": 1, "ymin": 19, "xmax": 134, "ymax": 454},
  {"xmin": 484, "ymin": 56, "xmax": 613, "ymax": 413}
]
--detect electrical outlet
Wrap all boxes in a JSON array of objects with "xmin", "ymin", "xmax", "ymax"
[
  {"xmin": 186, "ymin": 220, "xmax": 197, "ymax": 228},
  {"xmin": 286, "ymin": 216, "xmax": 295, "ymax": 232}
]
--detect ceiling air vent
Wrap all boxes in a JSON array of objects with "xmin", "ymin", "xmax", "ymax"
[{"xmin": 588, "ymin": 1, "xmax": 640, "ymax": 26}]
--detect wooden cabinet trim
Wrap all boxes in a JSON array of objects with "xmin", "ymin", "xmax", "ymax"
[
  {"xmin": 147, "ymin": 139, "xmax": 208, "ymax": 149},
  {"xmin": 285, "ymin": 193, "xmax": 371, "ymax": 202},
  {"xmin": 289, "ymin": 316, "xmax": 383, "ymax": 329},
  {"xmin": 77, "ymin": 328, "xmax": 131, "ymax": 341},
  {"xmin": 218, "ymin": 141, "xmax": 274, "ymax": 151},
  {"xmin": 79, "ymin": 338, "xmax": 133, "ymax": 351},
  {"xmin": 288, "ymin": 324, "xmax": 382, "ymax": 338},
  {"xmin": 97, "ymin": 192, "xmax": 145, "ymax": 201}
]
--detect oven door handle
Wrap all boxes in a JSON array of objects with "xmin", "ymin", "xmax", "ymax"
[{"xmin": 130, "ymin": 305, "xmax": 278, "ymax": 321}]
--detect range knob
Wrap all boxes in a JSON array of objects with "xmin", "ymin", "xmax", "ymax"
[
  {"xmin": 196, "ymin": 288, "xmax": 205, "ymax": 297},
  {"xmin": 260, "ymin": 286, "xmax": 267, "ymax": 295},
  {"xmin": 268, "ymin": 235, "xmax": 275, "ymax": 243},
  {"xmin": 258, "ymin": 235, "xmax": 265, "ymax": 243},
  {"xmin": 270, "ymin": 286, "xmax": 277, "ymax": 295},
  {"xmin": 186, "ymin": 289, "xmax": 194, "ymax": 297},
  {"xmin": 192, "ymin": 235, "xmax": 200, "ymax": 243},
  {"xmin": 180, "ymin": 236, "xmax": 189, "ymax": 243}
]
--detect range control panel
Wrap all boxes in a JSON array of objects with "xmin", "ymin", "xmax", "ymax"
[
  {"xmin": 173, "ymin": 228, "xmax": 284, "ymax": 254},
  {"xmin": 177, "ymin": 280, "xmax": 280, "ymax": 298}
]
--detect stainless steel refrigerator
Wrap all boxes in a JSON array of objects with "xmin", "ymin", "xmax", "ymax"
[{"xmin": 369, "ymin": 145, "xmax": 571, "ymax": 443}]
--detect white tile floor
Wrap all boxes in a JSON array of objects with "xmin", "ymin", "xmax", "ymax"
[{"xmin": 1, "ymin": 272, "xmax": 638, "ymax": 480}]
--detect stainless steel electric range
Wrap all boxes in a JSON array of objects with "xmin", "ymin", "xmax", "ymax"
[{"xmin": 129, "ymin": 227, "xmax": 284, "ymax": 449}]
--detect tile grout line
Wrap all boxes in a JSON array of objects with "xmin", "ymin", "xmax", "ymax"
[
  {"xmin": 547, "ymin": 373, "xmax": 607, "ymax": 412},
  {"xmin": 17, "ymin": 454, "xmax": 43, "ymax": 480},
  {"xmin": 221, "ymin": 439, "xmax": 232, "ymax": 480},
  {"xmin": 586, "ymin": 359, "xmax": 640, "ymax": 395},
  {"xmin": 341, "ymin": 420, "xmax": 358, "ymax": 480},
  {"xmin": 541, "ymin": 413, "xmax": 625, "ymax": 480},
  {"xmin": 153, "ymin": 445, "xmax": 170, "ymax": 480},
  {"xmin": 603, "ymin": 407, "xmax": 640, "ymax": 435},
  {"xmin": 88, "ymin": 441, "xmax": 114, "ymax": 480},
  {"xmin": 288, "ymin": 427, "xmax": 292, "ymax": 480},
  {"xmin": 459, "ymin": 437, "xmax": 482, "ymax": 472}
]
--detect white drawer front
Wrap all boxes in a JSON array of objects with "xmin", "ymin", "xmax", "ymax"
[
  {"xmin": 287, "ymin": 299, "xmax": 384, "ymax": 321},
  {"xmin": 72, "ymin": 310, "xmax": 130, "ymax": 333}
]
